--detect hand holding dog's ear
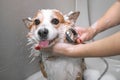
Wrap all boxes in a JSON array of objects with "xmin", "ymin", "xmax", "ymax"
[{"xmin": 74, "ymin": 27, "xmax": 97, "ymax": 42}]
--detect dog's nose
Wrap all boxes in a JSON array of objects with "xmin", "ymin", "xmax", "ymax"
[{"xmin": 38, "ymin": 28, "xmax": 48, "ymax": 39}]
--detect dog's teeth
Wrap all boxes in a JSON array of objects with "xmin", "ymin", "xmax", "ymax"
[{"xmin": 29, "ymin": 49, "xmax": 35, "ymax": 57}]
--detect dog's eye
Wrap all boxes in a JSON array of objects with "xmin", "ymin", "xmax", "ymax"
[
  {"xmin": 34, "ymin": 19, "xmax": 40, "ymax": 25},
  {"xmin": 51, "ymin": 18, "xmax": 59, "ymax": 25}
]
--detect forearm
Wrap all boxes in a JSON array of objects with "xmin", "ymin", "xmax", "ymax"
[
  {"xmin": 92, "ymin": 1, "xmax": 120, "ymax": 34},
  {"xmin": 73, "ymin": 32, "xmax": 120, "ymax": 57}
]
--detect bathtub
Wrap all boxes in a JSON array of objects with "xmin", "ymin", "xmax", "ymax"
[{"xmin": 85, "ymin": 57, "xmax": 120, "ymax": 80}]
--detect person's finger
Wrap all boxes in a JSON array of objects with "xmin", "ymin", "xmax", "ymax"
[
  {"xmin": 74, "ymin": 27, "xmax": 86, "ymax": 37},
  {"xmin": 76, "ymin": 38, "xmax": 81, "ymax": 44}
]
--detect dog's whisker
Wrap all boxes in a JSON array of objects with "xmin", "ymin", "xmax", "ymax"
[
  {"xmin": 30, "ymin": 46, "xmax": 34, "ymax": 49},
  {"xmin": 31, "ymin": 48, "xmax": 35, "ymax": 53},
  {"xmin": 28, "ymin": 38, "xmax": 34, "ymax": 42},
  {"xmin": 29, "ymin": 52, "xmax": 34, "ymax": 58},
  {"xmin": 28, "ymin": 40, "xmax": 33, "ymax": 43},
  {"xmin": 29, "ymin": 57, "xmax": 36, "ymax": 63},
  {"xmin": 31, "ymin": 36, "xmax": 38, "ymax": 43},
  {"xmin": 27, "ymin": 38, "xmax": 38, "ymax": 46},
  {"xmin": 27, "ymin": 42, "xmax": 33, "ymax": 45}
]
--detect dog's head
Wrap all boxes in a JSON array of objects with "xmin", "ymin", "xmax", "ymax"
[{"xmin": 23, "ymin": 9, "xmax": 80, "ymax": 48}]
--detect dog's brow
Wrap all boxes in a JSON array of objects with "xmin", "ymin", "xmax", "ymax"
[
  {"xmin": 53, "ymin": 11, "xmax": 64, "ymax": 23},
  {"xmin": 34, "ymin": 10, "xmax": 41, "ymax": 17}
]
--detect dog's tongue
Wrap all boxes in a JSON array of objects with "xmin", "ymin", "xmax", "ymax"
[{"xmin": 39, "ymin": 40, "xmax": 49, "ymax": 48}]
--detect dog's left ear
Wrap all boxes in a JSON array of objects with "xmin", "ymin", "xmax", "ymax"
[
  {"xmin": 23, "ymin": 17, "xmax": 33, "ymax": 29},
  {"xmin": 65, "ymin": 11, "xmax": 80, "ymax": 23}
]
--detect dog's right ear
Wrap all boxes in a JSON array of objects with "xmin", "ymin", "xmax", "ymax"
[
  {"xmin": 23, "ymin": 17, "xmax": 33, "ymax": 29},
  {"xmin": 64, "ymin": 11, "xmax": 80, "ymax": 23}
]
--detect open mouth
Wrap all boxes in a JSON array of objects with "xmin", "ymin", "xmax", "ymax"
[{"xmin": 38, "ymin": 35, "xmax": 59, "ymax": 48}]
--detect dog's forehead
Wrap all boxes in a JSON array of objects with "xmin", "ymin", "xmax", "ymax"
[
  {"xmin": 41, "ymin": 10, "xmax": 53, "ymax": 18},
  {"xmin": 35, "ymin": 9, "xmax": 64, "ymax": 22}
]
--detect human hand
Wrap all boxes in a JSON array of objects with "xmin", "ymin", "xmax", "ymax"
[
  {"xmin": 52, "ymin": 42, "xmax": 86, "ymax": 57},
  {"xmin": 52, "ymin": 26, "xmax": 96, "ymax": 57},
  {"xmin": 74, "ymin": 27, "xmax": 97, "ymax": 42},
  {"xmin": 52, "ymin": 43, "xmax": 76, "ymax": 57},
  {"xmin": 41, "ymin": 43, "xmax": 74, "ymax": 56}
]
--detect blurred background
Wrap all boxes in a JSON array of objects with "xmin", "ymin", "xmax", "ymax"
[{"xmin": 0, "ymin": 0, "xmax": 120, "ymax": 80}]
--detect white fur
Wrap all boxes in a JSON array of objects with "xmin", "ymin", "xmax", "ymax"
[
  {"xmin": 26, "ymin": 58, "xmax": 82, "ymax": 80},
  {"xmin": 34, "ymin": 10, "xmax": 58, "ymax": 41},
  {"xmin": 58, "ymin": 24, "xmax": 68, "ymax": 42},
  {"xmin": 42, "ymin": 57, "xmax": 82, "ymax": 80}
]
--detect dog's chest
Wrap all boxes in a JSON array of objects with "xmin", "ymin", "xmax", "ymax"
[{"xmin": 42, "ymin": 53, "xmax": 82, "ymax": 80}]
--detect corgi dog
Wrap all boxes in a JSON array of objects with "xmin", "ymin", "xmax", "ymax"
[{"xmin": 23, "ymin": 9, "xmax": 85, "ymax": 80}]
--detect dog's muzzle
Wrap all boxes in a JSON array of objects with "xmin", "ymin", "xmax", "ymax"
[
  {"xmin": 36, "ymin": 27, "xmax": 59, "ymax": 48},
  {"xmin": 38, "ymin": 35, "xmax": 58, "ymax": 48}
]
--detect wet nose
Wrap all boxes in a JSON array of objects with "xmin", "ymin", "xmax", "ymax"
[{"xmin": 38, "ymin": 28, "xmax": 48, "ymax": 39}]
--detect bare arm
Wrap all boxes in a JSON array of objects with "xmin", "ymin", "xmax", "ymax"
[
  {"xmin": 76, "ymin": 0, "xmax": 120, "ymax": 41},
  {"xmin": 92, "ymin": 0, "xmax": 120, "ymax": 34},
  {"xmin": 53, "ymin": 31, "xmax": 120, "ymax": 57}
]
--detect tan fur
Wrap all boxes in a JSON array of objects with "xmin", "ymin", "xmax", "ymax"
[
  {"xmin": 53, "ymin": 10, "xmax": 65, "ymax": 23},
  {"xmin": 29, "ymin": 10, "xmax": 43, "ymax": 30}
]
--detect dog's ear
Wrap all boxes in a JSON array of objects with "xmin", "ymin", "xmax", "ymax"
[
  {"xmin": 23, "ymin": 17, "xmax": 33, "ymax": 29},
  {"xmin": 65, "ymin": 11, "xmax": 80, "ymax": 23}
]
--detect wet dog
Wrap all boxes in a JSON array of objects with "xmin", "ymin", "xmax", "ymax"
[{"xmin": 23, "ymin": 9, "xmax": 85, "ymax": 80}]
